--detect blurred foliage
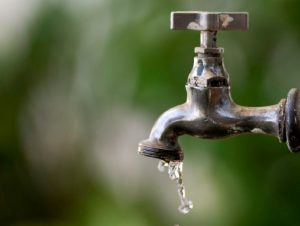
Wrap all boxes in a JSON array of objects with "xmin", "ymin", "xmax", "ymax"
[{"xmin": 2, "ymin": 0, "xmax": 300, "ymax": 226}]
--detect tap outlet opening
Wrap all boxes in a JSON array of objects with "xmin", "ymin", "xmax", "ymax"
[{"xmin": 138, "ymin": 140, "xmax": 184, "ymax": 163}]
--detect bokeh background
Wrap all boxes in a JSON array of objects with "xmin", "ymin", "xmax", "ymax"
[{"xmin": 2, "ymin": 0, "xmax": 300, "ymax": 225}]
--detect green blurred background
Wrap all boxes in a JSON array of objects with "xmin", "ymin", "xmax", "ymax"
[{"xmin": 2, "ymin": 0, "xmax": 300, "ymax": 225}]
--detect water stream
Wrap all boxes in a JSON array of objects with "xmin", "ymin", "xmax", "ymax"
[{"xmin": 158, "ymin": 160, "xmax": 193, "ymax": 214}]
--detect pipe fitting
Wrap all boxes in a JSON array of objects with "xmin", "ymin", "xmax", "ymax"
[{"xmin": 138, "ymin": 11, "xmax": 300, "ymax": 162}]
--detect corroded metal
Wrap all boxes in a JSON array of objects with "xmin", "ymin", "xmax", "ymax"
[
  {"xmin": 138, "ymin": 11, "xmax": 300, "ymax": 162},
  {"xmin": 171, "ymin": 12, "xmax": 248, "ymax": 31}
]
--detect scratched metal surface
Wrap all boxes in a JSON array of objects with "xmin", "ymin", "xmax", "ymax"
[{"xmin": 139, "ymin": 11, "xmax": 299, "ymax": 163}]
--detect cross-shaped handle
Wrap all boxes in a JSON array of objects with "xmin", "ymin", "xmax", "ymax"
[
  {"xmin": 171, "ymin": 11, "xmax": 248, "ymax": 31},
  {"xmin": 170, "ymin": 11, "xmax": 248, "ymax": 53}
]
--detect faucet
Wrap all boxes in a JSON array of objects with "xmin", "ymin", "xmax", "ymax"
[{"xmin": 138, "ymin": 11, "xmax": 300, "ymax": 163}]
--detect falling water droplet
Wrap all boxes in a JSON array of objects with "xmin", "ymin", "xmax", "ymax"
[
  {"xmin": 158, "ymin": 160, "xmax": 193, "ymax": 214},
  {"xmin": 157, "ymin": 160, "xmax": 168, "ymax": 172}
]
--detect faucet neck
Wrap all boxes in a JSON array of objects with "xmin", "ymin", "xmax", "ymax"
[
  {"xmin": 200, "ymin": 31, "xmax": 217, "ymax": 48},
  {"xmin": 195, "ymin": 31, "xmax": 224, "ymax": 55},
  {"xmin": 187, "ymin": 54, "xmax": 229, "ymax": 88}
]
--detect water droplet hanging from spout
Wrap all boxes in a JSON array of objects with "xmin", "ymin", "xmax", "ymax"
[{"xmin": 158, "ymin": 160, "xmax": 193, "ymax": 214}]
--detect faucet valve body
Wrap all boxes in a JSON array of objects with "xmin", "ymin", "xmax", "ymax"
[{"xmin": 138, "ymin": 11, "xmax": 300, "ymax": 162}]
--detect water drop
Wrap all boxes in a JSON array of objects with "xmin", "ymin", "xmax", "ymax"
[
  {"xmin": 157, "ymin": 160, "xmax": 168, "ymax": 172},
  {"xmin": 168, "ymin": 161, "xmax": 182, "ymax": 180},
  {"xmin": 178, "ymin": 199, "xmax": 193, "ymax": 214},
  {"xmin": 157, "ymin": 160, "xmax": 193, "ymax": 214}
]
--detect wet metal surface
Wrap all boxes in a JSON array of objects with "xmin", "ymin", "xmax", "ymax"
[{"xmin": 138, "ymin": 11, "xmax": 300, "ymax": 162}]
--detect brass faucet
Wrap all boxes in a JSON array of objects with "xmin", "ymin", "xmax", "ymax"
[{"xmin": 138, "ymin": 11, "xmax": 300, "ymax": 162}]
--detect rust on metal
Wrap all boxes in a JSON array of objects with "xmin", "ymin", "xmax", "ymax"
[{"xmin": 138, "ymin": 11, "xmax": 300, "ymax": 162}]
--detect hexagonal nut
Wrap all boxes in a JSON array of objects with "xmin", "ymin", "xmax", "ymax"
[{"xmin": 194, "ymin": 47, "xmax": 224, "ymax": 54}]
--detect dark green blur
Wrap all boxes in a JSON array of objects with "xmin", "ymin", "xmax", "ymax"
[{"xmin": 1, "ymin": 0, "xmax": 300, "ymax": 226}]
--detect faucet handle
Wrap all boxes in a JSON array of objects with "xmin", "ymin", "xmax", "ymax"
[
  {"xmin": 171, "ymin": 11, "xmax": 248, "ymax": 31},
  {"xmin": 171, "ymin": 11, "xmax": 248, "ymax": 53}
]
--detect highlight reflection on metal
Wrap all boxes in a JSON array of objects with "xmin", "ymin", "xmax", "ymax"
[{"xmin": 138, "ymin": 11, "xmax": 300, "ymax": 162}]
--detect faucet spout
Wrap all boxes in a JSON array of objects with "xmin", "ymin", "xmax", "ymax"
[
  {"xmin": 137, "ymin": 104, "xmax": 187, "ymax": 162},
  {"xmin": 138, "ymin": 84, "xmax": 287, "ymax": 162}
]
